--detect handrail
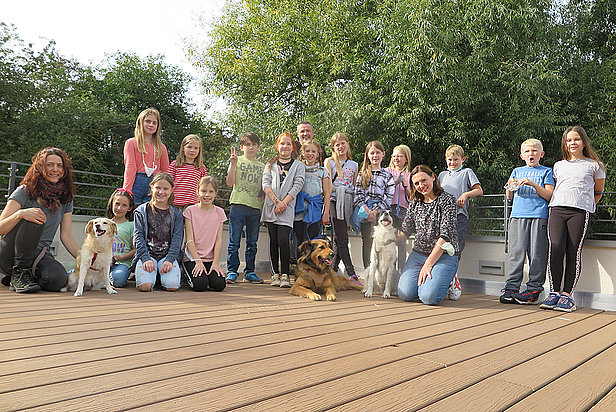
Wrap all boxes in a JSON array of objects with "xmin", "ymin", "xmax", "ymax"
[{"xmin": 1, "ymin": 159, "xmax": 614, "ymax": 241}]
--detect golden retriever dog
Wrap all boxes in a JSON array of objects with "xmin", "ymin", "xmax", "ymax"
[
  {"xmin": 364, "ymin": 210, "xmax": 400, "ymax": 298},
  {"xmin": 290, "ymin": 238, "xmax": 362, "ymax": 301},
  {"xmin": 62, "ymin": 218, "xmax": 118, "ymax": 297}
]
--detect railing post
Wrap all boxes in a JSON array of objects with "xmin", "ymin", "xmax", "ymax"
[
  {"xmin": 504, "ymin": 194, "xmax": 509, "ymax": 254},
  {"xmin": 7, "ymin": 162, "xmax": 17, "ymax": 198}
]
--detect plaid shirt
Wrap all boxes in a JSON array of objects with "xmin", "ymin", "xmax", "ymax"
[{"xmin": 354, "ymin": 169, "xmax": 395, "ymax": 212}]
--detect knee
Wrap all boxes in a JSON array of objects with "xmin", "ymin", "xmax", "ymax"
[
  {"xmin": 191, "ymin": 276, "xmax": 208, "ymax": 292},
  {"xmin": 418, "ymin": 291, "xmax": 444, "ymax": 305},
  {"xmin": 209, "ymin": 275, "xmax": 227, "ymax": 292},
  {"xmin": 137, "ymin": 283, "xmax": 152, "ymax": 292}
]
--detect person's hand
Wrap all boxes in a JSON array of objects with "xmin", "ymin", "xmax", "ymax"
[
  {"xmin": 192, "ymin": 261, "xmax": 206, "ymax": 277},
  {"xmin": 229, "ymin": 147, "xmax": 238, "ymax": 166},
  {"xmin": 160, "ymin": 261, "xmax": 173, "ymax": 273},
  {"xmin": 274, "ymin": 200, "xmax": 287, "ymax": 215},
  {"xmin": 142, "ymin": 259, "xmax": 155, "ymax": 273},
  {"xmin": 210, "ymin": 262, "xmax": 224, "ymax": 276},
  {"xmin": 418, "ymin": 263, "xmax": 433, "ymax": 285},
  {"xmin": 456, "ymin": 193, "xmax": 469, "ymax": 208},
  {"xmin": 396, "ymin": 230, "xmax": 407, "ymax": 242},
  {"xmin": 322, "ymin": 210, "xmax": 330, "ymax": 226},
  {"xmin": 366, "ymin": 208, "xmax": 378, "ymax": 223},
  {"xmin": 518, "ymin": 178, "xmax": 536, "ymax": 188},
  {"xmin": 19, "ymin": 208, "xmax": 46, "ymax": 224}
]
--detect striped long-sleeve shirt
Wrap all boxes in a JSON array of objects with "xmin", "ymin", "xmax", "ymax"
[
  {"xmin": 168, "ymin": 161, "xmax": 208, "ymax": 207},
  {"xmin": 353, "ymin": 169, "xmax": 395, "ymax": 212}
]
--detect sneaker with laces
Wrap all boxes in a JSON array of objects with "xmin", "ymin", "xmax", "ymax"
[
  {"xmin": 243, "ymin": 272, "xmax": 264, "ymax": 284},
  {"xmin": 10, "ymin": 267, "xmax": 41, "ymax": 293},
  {"xmin": 279, "ymin": 274, "xmax": 291, "ymax": 288},
  {"xmin": 447, "ymin": 274, "xmax": 462, "ymax": 300},
  {"xmin": 349, "ymin": 274, "xmax": 363, "ymax": 287},
  {"xmin": 270, "ymin": 273, "xmax": 281, "ymax": 286},
  {"xmin": 540, "ymin": 292, "xmax": 561, "ymax": 309},
  {"xmin": 226, "ymin": 272, "xmax": 238, "ymax": 284},
  {"xmin": 514, "ymin": 289, "xmax": 541, "ymax": 305},
  {"xmin": 554, "ymin": 295, "xmax": 577, "ymax": 312},
  {"xmin": 499, "ymin": 289, "xmax": 517, "ymax": 304}
]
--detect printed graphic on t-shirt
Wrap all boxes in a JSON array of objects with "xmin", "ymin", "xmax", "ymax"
[{"xmin": 236, "ymin": 162, "xmax": 262, "ymax": 194}]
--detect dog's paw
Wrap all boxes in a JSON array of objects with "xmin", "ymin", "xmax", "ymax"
[
  {"xmin": 307, "ymin": 292, "xmax": 322, "ymax": 301},
  {"xmin": 60, "ymin": 287, "xmax": 67, "ymax": 293},
  {"xmin": 326, "ymin": 294, "xmax": 337, "ymax": 301},
  {"xmin": 382, "ymin": 292, "xmax": 391, "ymax": 299},
  {"xmin": 73, "ymin": 290, "xmax": 83, "ymax": 297},
  {"xmin": 364, "ymin": 290, "xmax": 373, "ymax": 298},
  {"xmin": 107, "ymin": 287, "xmax": 118, "ymax": 295}
]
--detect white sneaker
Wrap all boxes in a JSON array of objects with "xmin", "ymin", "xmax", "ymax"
[
  {"xmin": 270, "ymin": 274, "xmax": 281, "ymax": 286},
  {"xmin": 279, "ymin": 274, "xmax": 291, "ymax": 288},
  {"xmin": 447, "ymin": 274, "xmax": 462, "ymax": 300}
]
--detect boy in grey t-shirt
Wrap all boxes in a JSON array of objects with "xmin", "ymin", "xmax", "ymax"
[{"xmin": 438, "ymin": 144, "xmax": 483, "ymax": 300}]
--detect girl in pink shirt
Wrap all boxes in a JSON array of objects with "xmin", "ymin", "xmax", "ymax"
[
  {"xmin": 122, "ymin": 108, "xmax": 170, "ymax": 205},
  {"xmin": 183, "ymin": 176, "xmax": 227, "ymax": 292},
  {"xmin": 168, "ymin": 134, "xmax": 208, "ymax": 207}
]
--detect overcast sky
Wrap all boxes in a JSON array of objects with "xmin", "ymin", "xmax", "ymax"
[{"xmin": 3, "ymin": 0, "xmax": 225, "ymax": 113}]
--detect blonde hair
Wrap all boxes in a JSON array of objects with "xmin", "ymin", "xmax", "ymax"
[
  {"xmin": 521, "ymin": 138, "xmax": 543, "ymax": 152},
  {"xmin": 175, "ymin": 134, "xmax": 204, "ymax": 169},
  {"xmin": 561, "ymin": 126, "xmax": 604, "ymax": 168},
  {"xmin": 359, "ymin": 141, "xmax": 385, "ymax": 189},
  {"xmin": 330, "ymin": 132, "xmax": 352, "ymax": 179},
  {"xmin": 134, "ymin": 108, "xmax": 163, "ymax": 158},
  {"xmin": 300, "ymin": 140, "xmax": 323, "ymax": 165},
  {"xmin": 198, "ymin": 175, "xmax": 219, "ymax": 193},
  {"xmin": 389, "ymin": 144, "xmax": 412, "ymax": 172},
  {"xmin": 445, "ymin": 144, "xmax": 464, "ymax": 158},
  {"xmin": 148, "ymin": 172, "xmax": 174, "ymax": 212}
]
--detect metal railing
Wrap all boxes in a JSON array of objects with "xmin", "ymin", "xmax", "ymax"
[{"xmin": 2, "ymin": 159, "xmax": 615, "ymax": 242}]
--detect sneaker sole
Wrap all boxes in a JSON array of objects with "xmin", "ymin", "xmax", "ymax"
[
  {"xmin": 554, "ymin": 305, "xmax": 576, "ymax": 312},
  {"xmin": 539, "ymin": 303, "xmax": 555, "ymax": 310},
  {"xmin": 499, "ymin": 297, "xmax": 517, "ymax": 304},
  {"xmin": 514, "ymin": 298, "xmax": 539, "ymax": 305},
  {"xmin": 11, "ymin": 285, "xmax": 41, "ymax": 293}
]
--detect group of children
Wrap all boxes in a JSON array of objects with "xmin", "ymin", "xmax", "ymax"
[{"xmin": 114, "ymin": 108, "xmax": 606, "ymax": 312}]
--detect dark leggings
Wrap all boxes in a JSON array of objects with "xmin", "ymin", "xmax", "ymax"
[
  {"xmin": 183, "ymin": 261, "xmax": 226, "ymax": 292},
  {"xmin": 330, "ymin": 203, "xmax": 356, "ymax": 276},
  {"xmin": 360, "ymin": 221, "xmax": 374, "ymax": 269},
  {"xmin": 547, "ymin": 206, "xmax": 590, "ymax": 294},
  {"xmin": 294, "ymin": 220, "xmax": 321, "ymax": 253},
  {"xmin": 0, "ymin": 219, "xmax": 67, "ymax": 291},
  {"xmin": 267, "ymin": 223, "xmax": 292, "ymax": 275}
]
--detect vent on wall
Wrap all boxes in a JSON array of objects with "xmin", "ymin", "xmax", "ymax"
[{"xmin": 479, "ymin": 260, "xmax": 505, "ymax": 276}]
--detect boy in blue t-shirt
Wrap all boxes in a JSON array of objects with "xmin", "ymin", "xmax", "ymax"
[
  {"xmin": 500, "ymin": 138, "xmax": 555, "ymax": 304},
  {"xmin": 438, "ymin": 144, "xmax": 483, "ymax": 300}
]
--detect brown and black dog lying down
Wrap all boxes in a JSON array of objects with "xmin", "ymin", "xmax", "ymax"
[{"xmin": 290, "ymin": 238, "xmax": 363, "ymax": 301}]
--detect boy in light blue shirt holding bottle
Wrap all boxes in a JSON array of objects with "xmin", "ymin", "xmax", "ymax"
[{"xmin": 500, "ymin": 138, "xmax": 555, "ymax": 304}]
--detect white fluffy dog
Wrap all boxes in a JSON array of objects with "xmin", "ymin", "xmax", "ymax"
[
  {"xmin": 62, "ymin": 217, "xmax": 118, "ymax": 297},
  {"xmin": 363, "ymin": 210, "xmax": 400, "ymax": 298}
]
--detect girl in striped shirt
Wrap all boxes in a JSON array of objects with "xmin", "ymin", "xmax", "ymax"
[{"xmin": 168, "ymin": 134, "xmax": 208, "ymax": 208}]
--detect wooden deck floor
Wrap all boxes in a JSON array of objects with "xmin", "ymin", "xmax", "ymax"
[{"xmin": 1, "ymin": 279, "xmax": 616, "ymax": 412}]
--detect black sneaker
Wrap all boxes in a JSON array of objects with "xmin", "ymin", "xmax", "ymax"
[
  {"xmin": 514, "ymin": 290, "xmax": 541, "ymax": 305},
  {"xmin": 10, "ymin": 268, "xmax": 41, "ymax": 293},
  {"xmin": 499, "ymin": 289, "xmax": 517, "ymax": 304}
]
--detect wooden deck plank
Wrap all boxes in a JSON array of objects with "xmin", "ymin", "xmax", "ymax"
[
  {"xmin": 0, "ymin": 302, "xmax": 507, "ymax": 408},
  {"xmin": 317, "ymin": 311, "xmax": 610, "ymax": 411},
  {"xmin": 415, "ymin": 316, "xmax": 616, "ymax": 411},
  {"xmin": 18, "ymin": 307, "xmax": 569, "ymax": 410},
  {"xmin": 590, "ymin": 385, "xmax": 616, "ymax": 411},
  {"xmin": 505, "ymin": 333, "xmax": 616, "ymax": 411}
]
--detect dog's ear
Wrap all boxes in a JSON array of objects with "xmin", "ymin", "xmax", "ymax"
[
  {"xmin": 110, "ymin": 220, "xmax": 118, "ymax": 236},
  {"xmin": 298, "ymin": 240, "xmax": 314, "ymax": 261},
  {"xmin": 85, "ymin": 220, "xmax": 94, "ymax": 235}
]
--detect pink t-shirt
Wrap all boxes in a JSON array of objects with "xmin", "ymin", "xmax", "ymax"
[
  {"xmin": 385, "ymin": 167, "xmax": 411, "ymax": 209},
  {"xmin": 122, "ymin": 138, "xmax": 170, "ymax": 192},
  {"xmin": 183, "ymin": 204, "xmax": 227, "ymax": 261}
]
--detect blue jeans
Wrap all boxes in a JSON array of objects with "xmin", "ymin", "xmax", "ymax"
[
  {"xmin": 227, "ymin": 205, "xmax": 261, "ymax": 274},
  {"xmin": 456, "ymin": 214, "xmax": 469, "ymax": 255},
  {"xmin": 110, "ymin": 263, "xmax": 131, "ymax": 287},
  {"xmin": 135, "ymin": 258, "xmax": 181, "ymax": 290},
  {"xmin": 398, "ymin": 251, "xmax": 459, "ymax": 305},
  {"xmin": 132, "ymin": 172, "xmax": 152, "ymax": 205}
]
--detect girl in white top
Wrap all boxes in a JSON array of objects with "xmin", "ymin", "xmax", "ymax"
[
  {"xmin": 540, "ymin": 126, "xmax": 606, "ymax": 312},
  {"xmin": 183, "ymin": 176, "xmax": 227, "ymax": 292}
]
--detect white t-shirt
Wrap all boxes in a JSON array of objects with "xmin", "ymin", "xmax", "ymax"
[
  {"xmin": 549, "ymin": 158, "xmax": 606, "ymax": 213},
  {"xmin": 183, "ymin": 205, "xmax": 227, "ymax": 261}
]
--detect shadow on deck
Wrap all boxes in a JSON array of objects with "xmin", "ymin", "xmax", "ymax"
[{"xmin": 1, "ymin": 279, "xmax": 616, "ymax": 411}]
